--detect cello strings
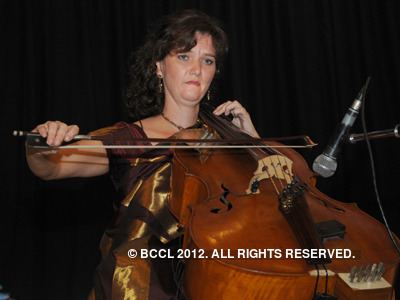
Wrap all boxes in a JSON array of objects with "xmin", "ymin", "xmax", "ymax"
[
  {"xmin": 261, "ymin": 159, "xmax": 280, "ymax": 195},
  {"xmin": 172, "ymin": 236, "xmax": 186, "ymax": 300},
  {"xmin": 313, "ymin": 264, "xmax": 320, "ymax": 297},
  {"xmin": 269, "ymin": 157, "xmax": 285, "ymax": 193},
  {"xmin": 260, "ymin": 143, "xmax": 295, "ymax": 190},
  {"xmin": 281, "ymin": 156, "xmax": 294, "ymax": 184},
  {"xmin": 276, "ymin": 155, "xmax": 286, "ymax": 189},
  {"xmin": 322, "ymin": 264, "xmax": 329, "ymax": 295}
]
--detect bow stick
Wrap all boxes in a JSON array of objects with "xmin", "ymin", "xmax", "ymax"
[{"xmin": 13, "ymin": 130, "xmax": 317, "ymax": 149}]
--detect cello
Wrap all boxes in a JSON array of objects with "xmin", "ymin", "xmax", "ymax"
[
  {"xmin": 168, "ymin": 102, "xmax": 399, "ymax": 299},
  {"xmin": 16, "ymin": 102, "xmax": 399, "ymax": 299}
]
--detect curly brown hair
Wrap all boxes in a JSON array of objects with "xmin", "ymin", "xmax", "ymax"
[{"xmin": 125, "ymin": 10, "xmax": 228, "ymax": 120}]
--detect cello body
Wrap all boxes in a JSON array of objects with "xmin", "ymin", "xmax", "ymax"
[{"xmin": 167, "ymin": 114, "xmax": 399, "ymax": 299}]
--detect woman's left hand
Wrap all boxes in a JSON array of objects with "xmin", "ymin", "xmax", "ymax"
[{"xmin": 213, "ymin": 100, "xmax": 260, "ymax": 138}]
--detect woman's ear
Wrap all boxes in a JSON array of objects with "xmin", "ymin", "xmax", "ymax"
[{"xmin": 156, "ymin": 61, "xmax": 163, "ymax": 78}]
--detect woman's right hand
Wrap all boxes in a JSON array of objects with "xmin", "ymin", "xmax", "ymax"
[
  {"xmin": 27, "ymin": 121, "xmax": 109, "ymax": 179},
  {"xmin": 33, "ymin": 121, "xmax": 80, "ymax": 147}
]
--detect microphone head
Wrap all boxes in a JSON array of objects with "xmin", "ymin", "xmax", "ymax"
[{"xmin": 312, "ymin": 154, "xmax": 338, "ymax": 178}]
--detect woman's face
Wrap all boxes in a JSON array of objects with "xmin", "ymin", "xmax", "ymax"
[{"xmin": 156, "ymin": 32, "xmax": 216, "ymax": 108}]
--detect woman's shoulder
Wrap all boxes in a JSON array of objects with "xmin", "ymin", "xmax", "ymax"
[
  {"xmin": 89, "ymin": 115, "xmax": 174, "ymax": 143},
  {"xmin": 90, "ymin": 121, "xmax": 147, "ymax": 139}
]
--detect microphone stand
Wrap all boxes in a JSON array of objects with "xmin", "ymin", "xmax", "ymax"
[{"xmin": 348, "ymin": 124, "xmax": 399, "ymax": 143}]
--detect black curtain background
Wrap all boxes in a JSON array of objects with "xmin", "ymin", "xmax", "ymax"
[{"xmin": 1, "ymin": 0, "xmax": 399, "ymax": 299}]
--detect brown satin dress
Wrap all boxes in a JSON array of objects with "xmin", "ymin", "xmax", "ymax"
[{"xmin": 87, "ymin": 122, "xmax": 184, "ymax": 300}]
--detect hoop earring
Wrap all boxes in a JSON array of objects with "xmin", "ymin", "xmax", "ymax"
[{"xmin": 207, "ymin": 90, "xmax": 211, "ymax": 101}]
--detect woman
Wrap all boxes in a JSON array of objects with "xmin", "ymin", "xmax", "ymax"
[{"xmin": 26, "ymin": 10, "xmax": 259, "ymax": 299}]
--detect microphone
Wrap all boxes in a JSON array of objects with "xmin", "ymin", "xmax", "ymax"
[{"xmin": 312, "ymin": 78, "xmax": 370, "ymax": 177}]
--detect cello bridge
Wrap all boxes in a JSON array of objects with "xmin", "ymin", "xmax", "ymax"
[{"xmin": 246, "ymin": 155, "xmax": 294, "ymax": 194}]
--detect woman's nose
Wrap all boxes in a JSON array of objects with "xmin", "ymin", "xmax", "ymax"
[{"xmin": 189, "ymin": 60, "xmax": 201, "ymax": 76}]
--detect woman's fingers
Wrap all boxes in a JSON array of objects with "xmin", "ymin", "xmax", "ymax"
[
  {"xmin": 52, "ymin": 122, "xmax": 68, "ymax": 145},
  {"xmin": 65, "ymin": 125, "xmax": 80, "ymax": 142},
  {"xmin": 213, "ymin": 101, "xmax": 234, "ymax": 116},
  {"xmin": 32, "ymin": 121, "xmax": 80, "ymax": 146},
  {"xmin": 34, "ymin": 123, "xmax": 48, "ymax": 137},
  {"xmin": 213, "ymin": 100, "xmax": 260, "ymax": 138},
  {"xmin": 213, "ymin": 100, "xmax": 247, "ymax": 117}
]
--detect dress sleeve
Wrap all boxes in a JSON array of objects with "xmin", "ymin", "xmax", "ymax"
[
  {"xmin": 89, "ymin": 121, "xmax": 148, "ymax": 160},
  {"xmin": 89, "ymin": 122, "xmax": 152, "ymax": 194}
]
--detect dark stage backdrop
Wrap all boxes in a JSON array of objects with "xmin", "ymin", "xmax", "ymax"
[{"xmin": 1, "ymin": 0, "xmax": 399, "ymax": 299}]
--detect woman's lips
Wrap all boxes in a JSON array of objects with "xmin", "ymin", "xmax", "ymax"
[{"xmin": 186, "ymin": 81, "xmax": 200, "ymax": 86}]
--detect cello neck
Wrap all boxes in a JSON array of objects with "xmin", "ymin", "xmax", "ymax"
[{"xmin": 199, "ymin": 102, "xmax": 271, "ymax": 160}]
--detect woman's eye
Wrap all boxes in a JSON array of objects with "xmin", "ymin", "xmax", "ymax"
[
  {"xmin": 177, "ymin": 54, "xmax": 189, "ymax": 61},
  {"xmin": 203, "ymin": 58, "xmax": 215, "ymax": 65}
]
